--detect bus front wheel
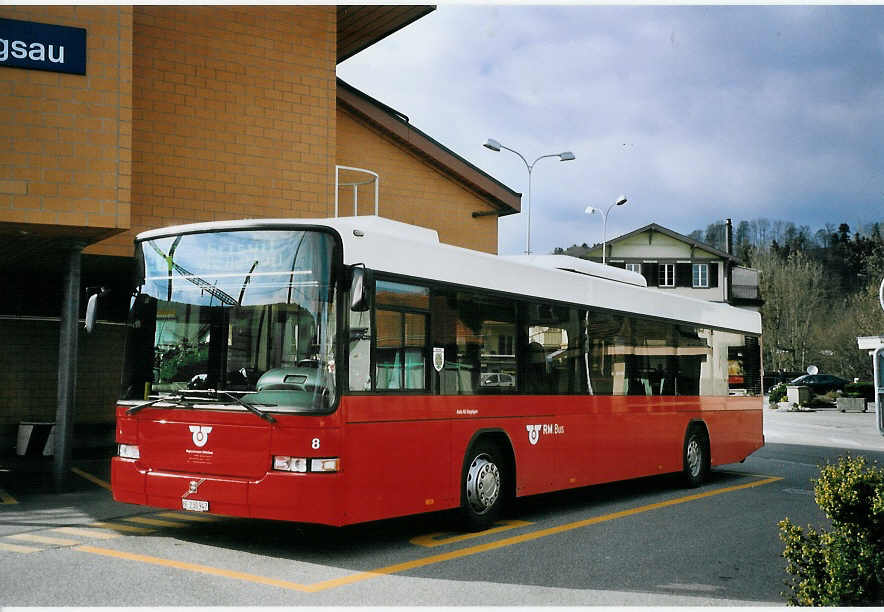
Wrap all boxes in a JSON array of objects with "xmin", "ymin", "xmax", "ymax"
[
  {"xmin": 461, "ymin": 441, "xmax": 505, "ymax": 531},
  {"xmin": 683, "ymin": 426, "xmax": 710, "ymax": 488}
]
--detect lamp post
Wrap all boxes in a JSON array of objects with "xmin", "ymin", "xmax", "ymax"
[
  {"xmin": 584, "ymin": 195, "xmax": 627, "ymax": 265},
  {"xmin": 483, "ymin": 138, "xmax": 575, "ymax": 255}
]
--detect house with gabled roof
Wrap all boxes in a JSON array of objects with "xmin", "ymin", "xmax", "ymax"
[{"xmin": 583, "ymin": 223, "xmax": 763, "ymax": 310}]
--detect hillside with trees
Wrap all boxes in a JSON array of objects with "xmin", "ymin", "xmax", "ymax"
[{"xmin": 556, "ymin": 219, "xmax": 884, "ymax": 381}]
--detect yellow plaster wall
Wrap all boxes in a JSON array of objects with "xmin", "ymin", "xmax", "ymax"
[
  {"xmin": 90, "ymin": 5, "xmax": 338, "ymax": 257},
  {"xmin": 0, "ymin": 5, "xmax": 132, "ymax": 233},
  {"xmin": 336, "ymin": 108, "xmax": 499, "ymax": 254}
]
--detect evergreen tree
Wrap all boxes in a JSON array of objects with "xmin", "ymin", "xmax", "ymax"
[{"xmin": 703, "ymin": 221, "xmax": 725, "ymax": 250}]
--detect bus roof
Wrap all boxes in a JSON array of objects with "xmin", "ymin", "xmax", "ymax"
[{"xmin": 136, "ymin": 216, "xmax": 762, "ymax": 335}]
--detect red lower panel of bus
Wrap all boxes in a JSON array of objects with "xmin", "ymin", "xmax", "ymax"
[
  {"xmin": 112, "ymin": 460, "xmax": 342, "ymax": 524},
  {"xmin": 112, "ymin": 394, "xmax": 762, "ymax": 526}
]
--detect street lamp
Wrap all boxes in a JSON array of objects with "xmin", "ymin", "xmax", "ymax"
[
  {"xmin": 584, "ymin": 195, "xmax": 627, "ymax": 265},
  {"xmin": 483, "ymin": 138, "xmax": 575, "ymax": 254}
]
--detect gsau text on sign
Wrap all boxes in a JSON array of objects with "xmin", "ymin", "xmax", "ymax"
[{"xmin": 0, "ymin": 17, "xmax": 86, "ymax": 75}]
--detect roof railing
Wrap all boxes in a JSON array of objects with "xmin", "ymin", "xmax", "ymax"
[{"xmin": 335, "ymin": 165, "xmax": 379, "ymax": 217}]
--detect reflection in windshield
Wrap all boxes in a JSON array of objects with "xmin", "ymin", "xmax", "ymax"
[{"xmin": 121, "ymin": 229, "xmax": 337, "ymax": 413}]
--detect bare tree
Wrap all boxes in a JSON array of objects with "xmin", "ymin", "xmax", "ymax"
[
  {"xmin": 756, "ymin": 218, "xmax": 771, "ymax": 247},
  {"xmin": 755, "ymin": 249, "xmax": 828, "ymax": 373},
  {"xmin": 821, "ymin": 272, "xmax": 884, "ymax": 379}
]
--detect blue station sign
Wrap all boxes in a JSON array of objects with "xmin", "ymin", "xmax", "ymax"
[{"xmin": 0, "ymin": 17, "xmax": 86, "ymax": 75}]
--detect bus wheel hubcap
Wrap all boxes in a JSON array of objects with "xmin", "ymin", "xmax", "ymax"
[
  {"xmin": 687, "ymin": 438, "xmax": 702, "ymax": 476},
  {"xmin": 467, "ymin": 454, "xmax": 500, "ymax": 514}
]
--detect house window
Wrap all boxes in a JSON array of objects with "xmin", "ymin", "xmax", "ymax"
[
  {"xmin": 659, "ymin": 263, "xmax": 675, "ymax": 287},
  {"xmin": 625, "ymin": 263, "xmax": 641, "ymax": 274},
  {"xmin": 692, "ymin": 263, "xmax": 709, "ymax": 288}
]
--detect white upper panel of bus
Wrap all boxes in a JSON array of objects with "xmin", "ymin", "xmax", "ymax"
[{"xmin": 136, "ymin": 215, "xmax": 762, "ymax": 335}]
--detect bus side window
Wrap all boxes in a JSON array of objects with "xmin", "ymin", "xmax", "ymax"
[
  {"xmin": 431, "ymin": 289, "xmax": 517, "ymax": 395},
  {"xmin": 520, "ymin": 303, "xmax": 584, "ymax": 395},
  {"xmin": 375, "ymin": 310, "xmax": 427, "ymax": 390},
  {"xmin": 586, "ymin": 311, "xmax": 620, "ymax": 395},
  {"xmin": 373, "ymin": 281, "xmax": 430, "ymax": 392}
]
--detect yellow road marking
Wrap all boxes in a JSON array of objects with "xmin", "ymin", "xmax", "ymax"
[
  {"xmin": 157, "ymin": 512, "xmax": 219, "ymax": 522},
  {"xmin": 76, "ymin": 474, "xmax": 782, "ymax": 593},
  {"xmin": 90, "ymin": 521, "xmax": 155, "ymax": 534},
  {"xmin": 0, "ymin": 541, "xmax": 41, "ymax": 554},
  {"xmin": 306, "ymin": 475, "xmax": 785, "ymax": 592},
  {"xmin": 53, "ymin": 527, "xmax": 120, "ymax": 540},
  {"xmin": 0, "ymin": 488, "xmax": 17, "ymax": 504},
  {"xmin": 9, "ymin": 533, "xmax": 80, "ymax": 547},
  {"xmin": 410, "ymin": 520, "xmax": 534, "ymax": 548},
  {"xmin": 75, "ymin": 546, "xmax": 314, "ymax": 592},
  {"xmin": 71, "ymin": 467, "xmax": 111, "ymax": 490},
  {"xmin": 123, "ymin": 516, "xmax": 189, "ymax": 528}
]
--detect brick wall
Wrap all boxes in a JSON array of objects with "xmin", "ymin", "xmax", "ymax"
[
  {"xmin": 0, "ymin": 5, "xmax": 132, "ymax": 234},
  {"xmin": 0, "ymin": 319, "xmax": 126, "ymax": 426},
  {"xmin": 336, "ymin": 108, "xmax": 499, "ymax": 254},
  {"xmin": 90, "ymin": 5, "xmax": 338, "ymax": 258},
  {"xmin": 1, "ymin": 5, "xmax": 494, "ymax": 257},
  {"xmin": 0, "ymin": 5, "xmax": 504, "ymax": 442}
]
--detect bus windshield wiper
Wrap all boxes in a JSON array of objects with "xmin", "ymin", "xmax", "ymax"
[
  {"xmin": 213, "ymin": 389, "xmax": 277, "ymax": 424},
  {"xmin": 127, "ymin": 390, "xmax": 276, "ymax": 423},
  {"xmin": 127, "ymin": 394, "xmax": 196, "ymax": 415}
]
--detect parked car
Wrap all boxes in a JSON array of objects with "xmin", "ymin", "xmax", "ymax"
[
  {"xmin": 788, "ymin": 374, "xmax": 849, "ymax": 395},
  {"xmin": 480, "ymin": 372, "xmax": 516, "ymax": 387},
  {"xmin": 763, "ymin": 371, "xmax": 804, "ymax": 391}
]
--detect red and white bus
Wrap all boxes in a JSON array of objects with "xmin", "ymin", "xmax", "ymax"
[{"xmin": 111, "ymin": 216, "xmax": 763, "ymax": 530}]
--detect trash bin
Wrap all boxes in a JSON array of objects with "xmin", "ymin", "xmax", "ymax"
[
  {"xmin": 786, "ymin": 385, "xmax": 810, "ymax": 405},
  {"xmin": 16, "ymin": 422, "xmax": 55, "ymax": 457}
]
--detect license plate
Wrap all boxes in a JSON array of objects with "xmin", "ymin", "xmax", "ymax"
[{"xmin": 182, "ymin": 499, "xmax": 209, "ymax": 512}]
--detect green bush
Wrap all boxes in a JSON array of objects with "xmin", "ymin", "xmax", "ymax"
[
  {"xmin": 779, "ymin": 456, "xmax": 884, "ymax": 605},
  {"xmin": 845, "ymin": 381, "xmax": 875, "ymax": 401},
  {"xmin": 769, "ymin": 383, "xmax": 787, "ymax": 406}
]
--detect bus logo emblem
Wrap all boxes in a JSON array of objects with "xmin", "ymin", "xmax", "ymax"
[
  {"xmin": 433, "ymin": 347, "xmax": 445, "ymax": 372},
  {"xmin": 526, "ymin": 424, "xmax": 541, "ymax": 446},
  {"xmin": 189, "ymin": 425, "xmax": 212, "ymax": 448}
]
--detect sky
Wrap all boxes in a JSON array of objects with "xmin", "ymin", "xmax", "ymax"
[{"xmin": 337, "ymin": 4, "xmax": 884, "ymax": 255}]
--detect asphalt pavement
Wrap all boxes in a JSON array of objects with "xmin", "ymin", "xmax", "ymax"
[
  {"xmin": 2, "ymin": 405, "xmax": 884, "ymax": 606},
  {"xmin": 762, "ymin": 402, "xmax": 884, "ymax": 452}
]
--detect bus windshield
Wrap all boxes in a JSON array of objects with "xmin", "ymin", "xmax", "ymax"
[{"xmin": 121, "ymin": 229, "xmax": 338, "ymax": 414}]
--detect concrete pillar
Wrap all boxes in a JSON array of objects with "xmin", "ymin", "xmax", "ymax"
[{"xmin": 53, "ymin": 244, "xmax": 84, "ymax": 492}]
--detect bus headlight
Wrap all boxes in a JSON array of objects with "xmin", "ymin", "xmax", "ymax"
[
  {"xmin": 118, "ymin": 444, "xmax": 140, "ymax": 459},
  {"xmin": 272, "ymin": 456, "xmax": 339, "ymax": 473},
  {"xmin": 310, "ymin": 458, "xmax": 340, "ymax": 473},
  {"xmin": 273, "ymin": 456, "xmax": 307, "ymax": 472}
]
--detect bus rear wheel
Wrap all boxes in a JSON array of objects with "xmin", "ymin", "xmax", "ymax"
[
  {"xmin": 461, "ymin": 441, "xmax": 505, "ymax": 531},
  {"xmin": 683, "ymin": 426, "xmax": 709, "ymax": 488}
]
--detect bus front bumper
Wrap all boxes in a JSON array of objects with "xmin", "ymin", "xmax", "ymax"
[{"xmin": 111, "ymin": 457, "xmax": 344, "ymax": 526}]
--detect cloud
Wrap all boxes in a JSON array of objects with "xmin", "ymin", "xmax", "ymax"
[{"xmin": 338, "ymin": 5, "xmax": 884, "ymax": 255}]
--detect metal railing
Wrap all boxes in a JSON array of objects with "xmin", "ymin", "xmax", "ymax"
[
  {"xmin": 732, "ymin": 265, "xmax": 760, "ymax": 300},
  {"xmin": 732, "ymin": 284, "xmax": 759, "ymax": 300},
  {"xmin": 335, "ymin": 165, "xmax": 378, "ymax": 217}
]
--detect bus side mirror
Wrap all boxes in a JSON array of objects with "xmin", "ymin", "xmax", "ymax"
[
  {"xmin": 349, "ymin": 266, "xmax": 371, "ymax": 312},
  {"xmin": 84, "ymin": 286, "xmax": 110, "ymax": 333}
]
